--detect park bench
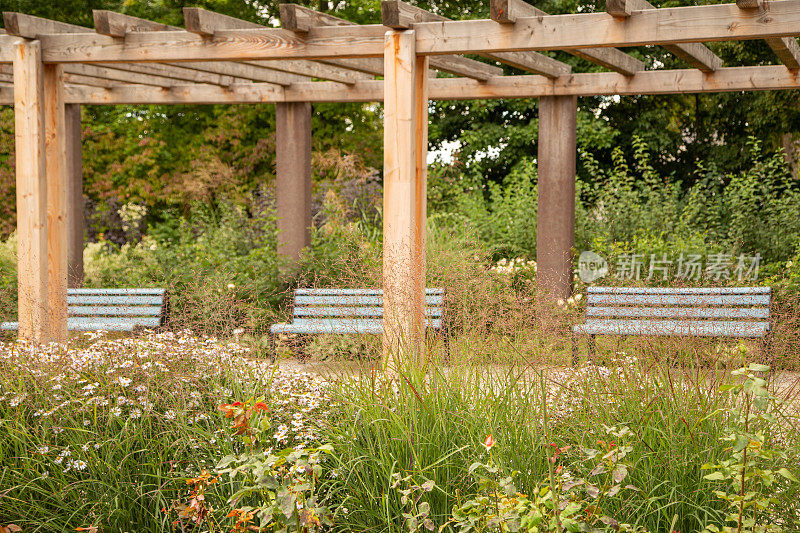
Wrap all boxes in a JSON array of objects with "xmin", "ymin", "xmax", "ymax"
[
  {"xmin": 0, "ymin": 288, "xmax": 168, "ymax": 332},
  {"xmin": 269, "ymin": 288, "xmax": 448, "ymax": 360},
  {"xmin": 572, "ymin": 286, "xmax": 771, "ymax": 363}
]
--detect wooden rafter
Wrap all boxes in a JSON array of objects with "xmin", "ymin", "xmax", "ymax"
[
  {"xmin": 181, "ymin": 8, "xmax": 372, "ymax": 84},
  {"xmin": 92, "ymin": 10, "xmax": 307, "ymax": 86},
  {"xmin": 382, "ymin": 0, "xmax": 570, "ymax": 78},
  {"xmin": 280, "ymin": 3, "xmax": 504, "ymax": 81},
  {"xmin": 489, "ymin": 0, "xmax": 643, "ymax": 76},
  {"xmin": 605, "ymin": 0, "xmax": 722, "ymax": 71},
  {"xmin": 735, "ymin": 0, "xmax": 800, "ymax": 69}
]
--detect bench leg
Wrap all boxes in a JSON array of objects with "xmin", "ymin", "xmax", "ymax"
[
  {"xmin": 571, "ymin": 333, "xmax": 578, "ymax": 367},
  {"xmin": 268, "ymin": 333, "xmax": 276, "ymax": 364},
  {"xmin": 588, "ymin": 334, "xmax": 596, "ymax": 361}
]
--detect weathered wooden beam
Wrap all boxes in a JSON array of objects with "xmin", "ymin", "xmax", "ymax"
[
  {"xmin": 383, "ymin": 29, "xmax": 425, "ymax": 360},
  {"xmin": 411, "ymin": 2, "xmax": 800, "ymax": 59},
  {"xmin": 65, "ymin": 104, "xmax": 83, "ymax": 287},
  {"xmin": 765, "ymin": 37, "xmax": 800, "ymax": 69},
  {"xmin": 489, "ymin": 0, "xmax": 643, "ymax": 76},
  {"xmin": 536, "ymin": 95, "xmax": 576, "ymax": 303},
  {"xmin": 605, "ymin": 0, "xmax": 722, "ymax": 71},
  {"xmin": 43, "ymin": 63, "xmax": 69, "ymax": 343},
  {"xmin": 59, "ymin": 65, "xmax": 800, "ymax": 104},
  {"xmin": 13, "ymin": 39, "xmax": 49, "ymax": 342},
  {"xmin": 4, "ymin": 12, "xmax": 91, "ymax": 37},
  {"xmin": 382, "ymin": 0, "xmax": 568, "ymax": 78},
  {"xmin": 183, "ymin": 7, "xmax": 372, "ymax": 84},
  {"xmin": 276, "ymin": 102, "xmax": 312, "ymax": 266},
  {"xmin": 280, "ymin": 3, "xmax": 502, "ymax": 80},
  {"xmin": 732, "ymin": 1, "xmax": 800, "ymax": 70}
]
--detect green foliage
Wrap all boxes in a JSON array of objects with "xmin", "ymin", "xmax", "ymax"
[{"xmin": 701, "ymin": 364, "xmax": 800, "ymax": 533}]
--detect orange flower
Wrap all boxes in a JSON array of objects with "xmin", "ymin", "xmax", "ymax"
[
  {"xmin": 483, "ymin": 434, "xmax": 495, "ymax": 450},
  {"xmin": 254, "ymin": 401, "xmax": 269, "ymax": 411}
]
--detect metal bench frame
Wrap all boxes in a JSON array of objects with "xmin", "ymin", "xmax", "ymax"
[
  {"xmin": 1, "ymin": 288, "xmax": 168, "ymax": 332},
  {"xmin": 269, "ymin": 288, "xmax": 449, "ymax": 361},
  {"xmin": 571, "ymin": 286, "xmax": 772, "ymax": 364}
]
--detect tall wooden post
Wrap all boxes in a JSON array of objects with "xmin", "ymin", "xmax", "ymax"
[
  {"xmin": 13, "ymin": 40, "xmax": 50, "ymax": 342},
  {"xmin": 383, "ymin": 29, "xmax": 427, "ymax": 364},
  {"xmin": 66, "ymin": 104, "xmax": 83, "ymax": 288},
  {"xmin": 536, "ymin": 96, "xmax": 577, "ymax": 303},
  {"xmin": 43, "ymin": 63, "xmax": 69, "ymax": 343},
  {"xmin": 276, "ymin": 102, "xmax": 312, "ymax": 267}
]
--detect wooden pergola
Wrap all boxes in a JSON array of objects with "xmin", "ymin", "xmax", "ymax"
[{"xmin": 5, "ymin": 0, "xmax": 800, "ymax": 349}]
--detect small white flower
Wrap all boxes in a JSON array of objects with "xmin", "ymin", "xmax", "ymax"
[
  {"xmin": 164, "ymin": 410, "xmax": 176, "ymax": 420},
  {"xmin": 83, "ymin": 419, "xmax": 91, "ymax": 427},
  {"xmin": 110, "ymin": 406, "xmax": 122, "ymax": 417},
  {"xmin": 227, "ymin": 283, "xmax": 235, "ymax": 289},
  {"xmin": 130, "ymin": 408, "xmax": 142, "ymax": 419}
]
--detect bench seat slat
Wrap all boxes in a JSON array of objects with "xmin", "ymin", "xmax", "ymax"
[
  {"xmin": 587, "ymin": 294, "xmax": 769, "ymax": 307},
  {"xmin": 587, "ymin": 287, "xmax": 770, "ymax": 295},
  {"xmin": 271, "ymin": 318, "xmax": 442, "ymax": 335},
  {"xmin": 68, "ymin": 288, "xmax": 166, "ymax": 295},
  {"xmin": 293, "ymin": 306, "xmax": 442, "ymax": 317},
  {"xmin": 67, "ymin": 295, "xmax": 164, "ymax": 306},
  {"xmin": 573, "ymin": 319, "xmax": 769, "ymax": 337},
  {"xmin": 586, "ymin": 306, "xmax": 769, "ymax": 319},
  {"xmin": 68, "ymin": 305, "xmax": 163, "ymax": 316},
  {"xmin": 295, "ymin": 294, "xmax": 443, "ymax": 306},
  {"xmin": 1, "ymin": 316, "xmax": 162, "ymax": 332},
  {"xmin": 294, "ymin": 288, "xmax": 444, "ymax": 296}
]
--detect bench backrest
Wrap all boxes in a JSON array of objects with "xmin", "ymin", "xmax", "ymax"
[
  {"xmin": 67, "ymin": 288, "xmax": 167, "ymax": 329},
  {"xmin": 585, "ymin": 286, "xmax": 771, "ymax": 322},
  {"xmin": 292, "ymin": 288, "xmax": 445, "ymax": 328}
]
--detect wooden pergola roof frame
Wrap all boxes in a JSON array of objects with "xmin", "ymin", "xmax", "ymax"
[{"xmin": 6, "ymin": 0, "xmax": 800, "ymax": 353}]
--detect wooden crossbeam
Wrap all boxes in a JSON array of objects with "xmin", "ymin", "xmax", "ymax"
[
  {"xmin": 182, "ymin": 8, "xmax": 372, "ymax": 84},
  {"xmin": 92, "ymin": 10, "xmax": 306, "ymax": 86},
  {"xmin": 409, "ymin": 2, "xmax": 800, "ymax": 58},
  {"xmin": 280, "ymin": 3, "xmax": 503, "ymax": 81},
  {"xmin": 56, "ymin": 65, "xmax": 800, "ymax": 105},
  {"xmin": 734, "ymin": 0, "xmax": 800, "ymax": 69},
  {"xmin": 489, "ymin": 0, "xmax": 643, "ymax": 76},
  {"xmin": 382, "ymin": 0, "xmax": 569, "ymax": 78},
  {"xmin": 605, "ymin": 0, "xmax": 722, "ymax": 71}
]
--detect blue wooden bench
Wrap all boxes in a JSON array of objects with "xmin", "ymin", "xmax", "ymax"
[
  {"xmin": 0, "ymin": 288, "xmax": 168, "ymax": 332},
  {"xmin": 269, "ymin": 288, "xmax": 448, "ymax": 360},
  {"xmin": 572, "ymin": 286, "xmax": 771, "ymax": 364}
]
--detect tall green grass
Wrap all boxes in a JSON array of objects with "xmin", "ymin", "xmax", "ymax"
[{"xmin": 321, "ymin": 355, "xmax": 800, "ymax": 532}]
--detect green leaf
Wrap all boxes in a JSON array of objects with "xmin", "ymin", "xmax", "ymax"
[
  {"xmin": 777, "ymin": 468, "xmax": 800, "ymax": 483},
  {"xmin": 704, "ymin": 472, "xmax": 726, "ymax": 481}
]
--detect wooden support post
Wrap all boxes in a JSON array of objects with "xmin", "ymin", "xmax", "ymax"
[
  {"xmin": 66, "ymin": 104, "xmax": 83, "ymax": 287},
  {"xmin": 383, "ymin": 29, "xmax": 426, "ymax": 364},
  {"xmin": 44, "ymin": 63, "xmax": 68, "ymax": 343},
  {"xmin": 536, "ymin": 96, "xmax": 576, "ymax": 303},
  {"xmin": 276, "ymin": 101, "xmax": 312, "ymax": 267},
  {"xmin": 13, "ymin": 40, "xmax": 50, "ymax": 342}
]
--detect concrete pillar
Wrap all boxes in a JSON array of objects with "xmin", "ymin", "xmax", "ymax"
[
  {"xmin": 536, "ymin": 96, "xmax": 577, "ymax": 302},
  {"xmin": 65, "ymin": 104, "xmax": 83, "ymax": 288},
  {"xmin": 276, "ymin": 102, "xmax": 312, "ymax": 265}
]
